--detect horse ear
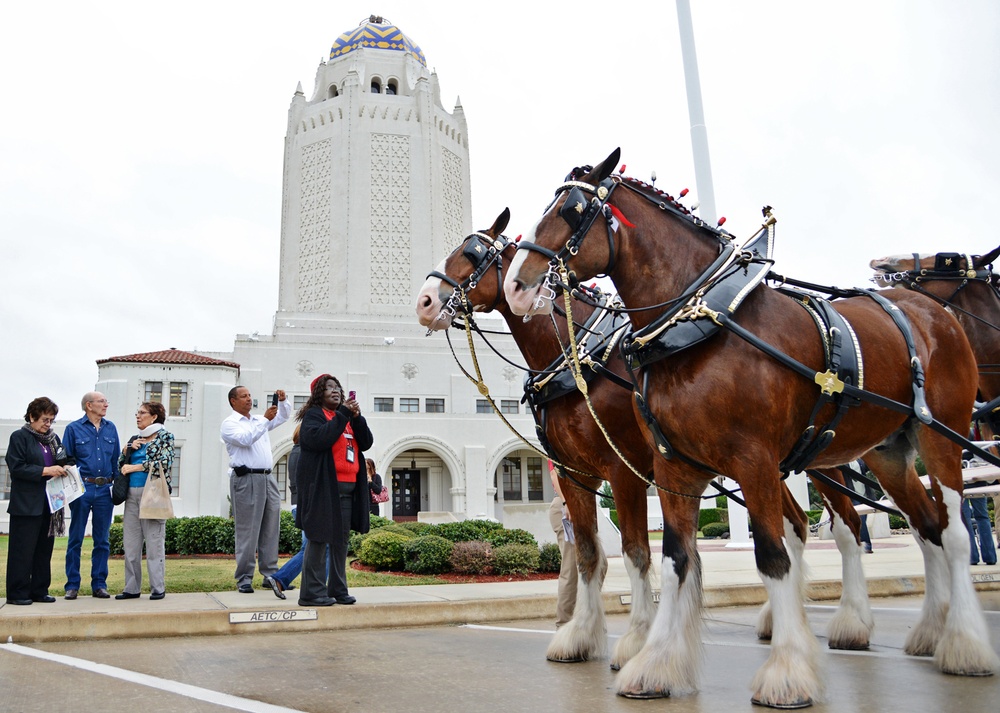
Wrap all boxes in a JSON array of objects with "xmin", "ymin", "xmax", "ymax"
[
  {"xmin": 974, "ymin": 244, "xmax": 1000, "ymax": 269},
  {"xmin": 491, "ymin": 208, "xmax": 510, "ymax": 236},
  {"xmin": 593, "ymin": 148, "xmax": 621, "ymax": 183}
]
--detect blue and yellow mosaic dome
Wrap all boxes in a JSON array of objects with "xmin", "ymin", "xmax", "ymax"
[{"xmin": 330, "ymin": 16, "xmax": 426, "ymax": 67}]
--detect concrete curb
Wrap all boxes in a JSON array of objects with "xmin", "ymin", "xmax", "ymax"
[{"xmin": 6, "ymin": 576, "xmax": 998, "ymax": 644}]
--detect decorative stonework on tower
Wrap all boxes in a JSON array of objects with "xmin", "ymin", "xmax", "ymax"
[{"xmin": 275, "ymin": 15, "xmax": 472, "ymax": 330}]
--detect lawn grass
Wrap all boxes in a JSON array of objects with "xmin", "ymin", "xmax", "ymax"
[{"xmin": 0, "ymin": 535, "xmax": 440, "ymax": 597}]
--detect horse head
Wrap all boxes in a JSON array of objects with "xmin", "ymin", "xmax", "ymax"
[
  {"xmin": 505, "ymin": 148, "xmax": 621, "ymax": 318},
  {"xmin": 870, "ymin": 245, "xmax": 1000, "ymax": 288},
  {"xmin": 415, "ymin": 208, "xmax": 514, "ymax": 330}
]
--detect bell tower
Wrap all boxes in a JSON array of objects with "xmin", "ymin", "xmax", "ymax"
[{"xmin": 274, "ymin": 15, "xmax": 472, "ymax": 334}]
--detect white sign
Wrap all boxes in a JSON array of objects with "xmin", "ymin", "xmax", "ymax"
[{"xmin": 229, "ymin": 610, "xmax": 318, "ymax": 624}]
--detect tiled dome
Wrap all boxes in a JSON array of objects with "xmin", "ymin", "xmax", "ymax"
[{"xmin": 330, "ymin": 15, "xmax": 426, "ymax": 67}]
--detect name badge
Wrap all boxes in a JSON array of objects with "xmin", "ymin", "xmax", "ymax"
[{"xmin": 345, "ymin": 432, "xmax": 355, "ymax": 463}]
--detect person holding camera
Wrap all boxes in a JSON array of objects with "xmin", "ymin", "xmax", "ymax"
[
  {"xmin": 4, "ymin": 397, "xmax": 67, "ymax": 605},
  {"xmin": 295, "ymin": 374, "xmax": 373, "ymax": 606},
  {"xmin": 220, "ymin": 386, "xmax": 290, "ymax": 595}
]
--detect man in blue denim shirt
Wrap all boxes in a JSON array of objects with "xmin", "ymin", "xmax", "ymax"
[{"xmin": 62, "ymin": 391, "xmax": 120, "ymax": 599}]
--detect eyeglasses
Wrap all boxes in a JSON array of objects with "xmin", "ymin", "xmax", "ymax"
[
  {"xmin": 40, "ymin": 417, "xmax": 55, "ymax": 425},
  {"xmin": 136, "ymin": 411, "xmax": 151, "ymax": 416}
]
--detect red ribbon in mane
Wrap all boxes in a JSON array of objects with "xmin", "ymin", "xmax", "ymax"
[{"xmin": 608, "ymin": 203, "xmax": 635, "ymax": 228}]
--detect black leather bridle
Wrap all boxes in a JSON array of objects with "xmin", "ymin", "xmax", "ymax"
[{"xmin": 426, "ymin": 232, "xmax": 513, "ymax": 328}]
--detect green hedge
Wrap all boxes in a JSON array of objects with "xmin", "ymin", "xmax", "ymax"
[
  {"xmin": 357, "ymin": 530, "xmax": 410, "ymax": 570},
  {"xmin": 698, "ymin": 508, "xmax": 724, "ymax": 530},
  {"xmin": 538, "ymin": 542, "xmax": 562, "ymax": 572},
  {"xmin": 493, "ymin": 543, "xmax": 540, "ymax": 575},
  {"xmin": 702, "ymin": 522, "xmax": 730, "ymax": 538},
  {"xmin": 403, "ymin": 535, "xmax": 454, "ymax": 574}
]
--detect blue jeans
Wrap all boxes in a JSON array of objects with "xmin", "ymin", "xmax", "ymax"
[
  {"xmin": 963, "ymin": 497, "xmax": 997, "ymax": 565},
  {"xmin": 65, "ymin": 484, "xmax": 114, "ymax": 591}
]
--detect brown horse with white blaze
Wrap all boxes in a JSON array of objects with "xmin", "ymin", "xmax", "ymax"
[
  {"xmin": 504, "ymin": 149, "xmax": 998, "ymax": 707},
  {"xmin": 415, "ymin": 208, "xmax": 657, "ymax": 669}
]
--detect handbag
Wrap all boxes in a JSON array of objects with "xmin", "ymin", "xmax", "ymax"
[
  {"xmin": 370, "ymin": 485, "xmax": 389, "ymax": 504},
  {"xmin": 111, "ymin": 470, "xmax": 130, "ymax": 505},
  {"xmin": 139, "ymin": 463, "xmax": 175, "ymax": 520}
]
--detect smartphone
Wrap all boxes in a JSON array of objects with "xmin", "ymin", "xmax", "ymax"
[
  {"xmin": 271, "ymin": 393, "xmax": 279, "ymax": 407},
  {"xmin": 348, "ymin": 390, "xmax": 356, "ymax": 401}
]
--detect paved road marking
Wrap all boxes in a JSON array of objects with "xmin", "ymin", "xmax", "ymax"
[{"xmin": 0, "ymin": 643, "xmax": 303, "ymax": 713}]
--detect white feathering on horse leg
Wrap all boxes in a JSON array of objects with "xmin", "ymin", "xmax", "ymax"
[
  {"xmin": 750, "ymin": 571, "xmax": 825, "ymax": 708},
  {"xmin": 905, "ymin": 530, "xmax": 949, "ymax": 657},
  {"xmin": 933, "ymin": 487, "xmax": 1000, "ymax": 675},
  {"xmin": 826, "ymin": 512, "xmax": 874, "ymax": 650},
  {"xmin": 545, "ymin": 565, "xmax": 608, "ymax": 662},
  {"xmin": 615, "ymin": 555, "xmax": 703, "ymax": 698},
  {"xmin": 611, "ymin": 551, "xmax": 656, "ymax": 669}
]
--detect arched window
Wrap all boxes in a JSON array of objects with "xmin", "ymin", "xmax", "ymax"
[
  {"xmin": 370, "ymin": 78, "xmax": 382, "ymax": 93},
  {"xmin": 386, "ymin": 80, "xmax": 397, "ymax": 96},
  {"xmin": 328, "ymin": 84, "xmax": 339, "ymax": 99}
]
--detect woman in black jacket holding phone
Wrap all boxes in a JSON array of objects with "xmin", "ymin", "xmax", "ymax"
[
  {"xmin": 4, "ymin": 397, "xmax": 67, "ymax": 605},
  {"xmin": 295, "ymin": 373, "xmax": 373, "ymax": 606}
]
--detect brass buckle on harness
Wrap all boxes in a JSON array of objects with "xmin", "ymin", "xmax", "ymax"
[{"xmin": 814, "ymin": 370, "xmax": 845, "ymax": 396}]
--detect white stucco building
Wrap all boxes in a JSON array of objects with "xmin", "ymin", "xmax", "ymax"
[{"xmin": 1, "ymin": 16, "xmax": 564, "ymax": 539}]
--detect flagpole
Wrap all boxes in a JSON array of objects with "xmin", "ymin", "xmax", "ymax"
[{"xmin": 675, "ymin": 0, "xmax": 717, "ymax": 225}]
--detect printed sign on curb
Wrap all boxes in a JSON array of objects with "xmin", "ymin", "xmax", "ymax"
[{"xmin": 229, "ymin": 610, "xmax": 319, "ymax": 624}]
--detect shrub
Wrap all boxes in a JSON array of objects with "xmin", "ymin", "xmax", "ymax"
[
  {"xmin": 378, "ymin": 523, "xmax": 419, "ymax": 540},
  {"xmin": 357, "ymin": 530, "xmax": 410, "ymax": 570},
  {"xmin": 404, "ymin": 535, "xmax": 454, "ymax": 574},
  {"xmin": 370, "ymin": 515, "xmax": 391, "ymax": 529},
  {"xmin": 109, "ymin": 522, "xmax": 124, "ymax": 556},
  {"xmin": 279, "ymin": 509, "xmax": 303, "ymax": 555},
  {"xmin": 702, "ymin": 522, "xmax": 730, "ymax": 538},
  {"xmin": 164, "ymin": 517, "xmax": 182, "ymax": 554},
  {"xmin": 698, "ymin": 508, "xmax": 723, "ymax": 530},
  {"xmin": 449, "ymin": 540, "xmax": 493, "ymax": 574},
  {"xmin": 889, "ymin": 514, "xmax": 908, "ymax": 530},
  {"xmin": 397, "ymin": 521, "xmax": 434, "ymax": 536},
  {"xmin": 487, "ymin": 527, "xmax": 537, "ymax": 548},
  {"xmin": 493, "ymin": 543, "xmax": 540, "ymax": 575},
  {"xmin": 433, "ymin": 519, "xmax": 504, "ymax": 543},
  {"xmin": 175, "ymin": 516, "xmax": 235, "ymax": 555},
  {"xmin": 348, "ymin": 531, "xmax": 367, "ymax": 557},
  {"xmin": 716, "ymin": 495, "xmax": 727, "ymax": 508},
  {"xmin": 806, "ymin": 510, "xmax": 823, "ymax": 526},
  {"xmin": 538, "ymin": 542, "xmax": 562, "ymax": 572}
]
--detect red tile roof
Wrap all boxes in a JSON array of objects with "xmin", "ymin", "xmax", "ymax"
[{"xmin": 97, "ymin": 348, "xmax": 240, "ymax": 370}]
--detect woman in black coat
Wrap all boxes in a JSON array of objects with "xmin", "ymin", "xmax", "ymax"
[
  {"xmin": 5, "ymin": 397, "xmax": 68, "ymax": 605},
  {"xmin": 295, "ymin": 374, "xmax": 373, "ymax": 606}
]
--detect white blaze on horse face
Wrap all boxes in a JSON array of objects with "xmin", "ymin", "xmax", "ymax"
[
  {"xmin": 504, "ymin": 218, "xmax": 553, "ymax": 317},
  {"xmin": 415, "ymin": 263, "xmax": 447, "ymax": 329}
]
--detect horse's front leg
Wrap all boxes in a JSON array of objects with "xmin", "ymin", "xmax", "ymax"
[
  {"xmin": 757, "ymin": 483, "xmax": 809, "ymax": 642},
  {"xmin": 546, "ymin": 483, "xmax": 608, "ymax": 663},
  {"xmin": 616, "ymin": 484, "xmax": 703, "ymax": 699},
  {"xmin": 609, "ymin": 467, "xmax": 654, "ymax": 670},
  {"xmin": 746, "ymin": 475, "xmax": 824, "ymax": 709}
]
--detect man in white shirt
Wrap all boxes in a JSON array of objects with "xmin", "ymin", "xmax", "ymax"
[{"xmin": 220, "ymin": 386, "xmax": 290, "ymax": 594}]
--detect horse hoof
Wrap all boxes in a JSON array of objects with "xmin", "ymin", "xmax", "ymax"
[
  {"xmin": 546, "ymin": 655, "xmax": 587, "ymax": 664},
  {"xmin": 829, "ymin": 642, "xmax": 869, "ymax": 651},
  {"xmin": 943, "ymin": 668, "xmax": 994, "ymax": 678},
  {"xmin": 751, "ymin": 696, "xmax": 813, "ymax": 709},
  {"xmin": 618, "ymin": 689, "xmax": 670, "ymax": 700}
]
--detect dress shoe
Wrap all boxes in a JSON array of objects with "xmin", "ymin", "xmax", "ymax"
[
  {"xmin": 149, "ymin": 591, "xmax": 166, "ymax": 600},
  {"xmin": 64, "ymin": 589, "xmax": 78, "ymax": 600},
  {"xmin": 263, "ymin": 576, "xmax": 286, "ymax": 600},
  {"xmin": 238, "ymin": 583, "xmax": 254, "ymax": 594},
  {"xmin": 7, "ymin": 598, "xmax": 33, "ymax": 606},
  {"xmin": 298, "ymin": 597, "xmax": 335, "ymax": 607},
  {"xmin": 335, "ymin": 595, "xmax": 356, "ymax": 605},
  {"xmin": 115, "ymin": 592, "xmax": 141, "ymax": 600},
  {"xmin": 93, "ymin": 588, "xmax": 110, "ymax": 599},
  {"xmin": 32, "ymin": 595, "xmax": 56, "ymax": 603}
]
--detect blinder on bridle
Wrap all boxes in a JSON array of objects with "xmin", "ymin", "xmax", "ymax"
[{"xmin": 426, "ymin": 231, "xmax": 513, "ymax": 326}]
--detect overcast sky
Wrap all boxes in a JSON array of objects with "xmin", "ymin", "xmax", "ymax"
[{"xmin": 2, "ymin": 1, "xmax": 998, "ymax": 420}]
